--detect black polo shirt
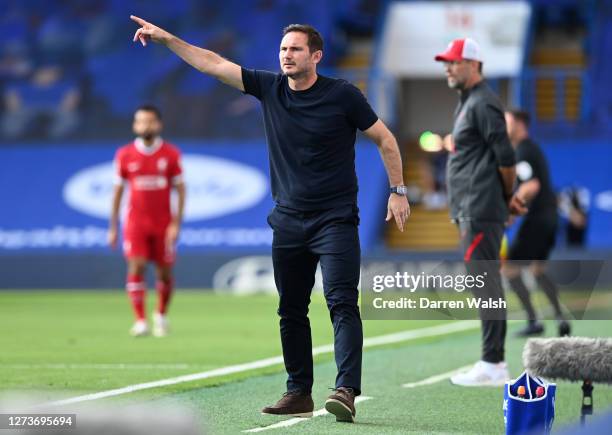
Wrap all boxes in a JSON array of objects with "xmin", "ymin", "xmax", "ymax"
[
  {"xmin": 242, "ymin": 68, "xmax": 378, "ymax": 210},
  {"xmin": 515, "ymin": 138, "xmax": 557, "ymax": 219},
  {"xmin": 447, "ymin": 80, "xmax": 516, "ymax": 222}
]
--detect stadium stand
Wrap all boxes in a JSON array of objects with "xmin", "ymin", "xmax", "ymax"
[{"xmin": 0, "ymin": 0, "xmax": 363, "ymax": 142}]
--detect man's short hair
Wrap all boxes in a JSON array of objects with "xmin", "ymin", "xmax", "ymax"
[
  {"xmin": 509, "ymin": 109, "xmax": 530, "ymax": 128},
  {"xmin": 136, "ymin": 104, "xmax": 162, "ymax": 121},
  {"xmin": 282, "ymin": 24, "xmax": 323, "ymax": 53}
]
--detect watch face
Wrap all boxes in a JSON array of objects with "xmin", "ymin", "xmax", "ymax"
[{"xmin": 392, "ymin": 186, "xmax": 408, "ymax": 195}]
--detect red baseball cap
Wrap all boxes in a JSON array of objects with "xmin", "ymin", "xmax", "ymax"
[{"xmin": 435, "ymin": 38, "xmax": 483, "ymax": 63}]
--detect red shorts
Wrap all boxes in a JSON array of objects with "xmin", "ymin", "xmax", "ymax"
[{"xmin": 123, "ymin": 220, "xmax": 175, "ymax": 265}]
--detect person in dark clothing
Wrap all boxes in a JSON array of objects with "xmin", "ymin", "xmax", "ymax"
[
  {"xmin": 130, "ymin": 16, "xmax": 410, "ymax": 423},
  {"xmin": 434, "ymin": 38, "xmax": 526, "ymax": 386},
  {"xmin": 560, "ymin": 186, "xmax": 589, "ymax": 246},
  {"xmin": 502, "ymin": 110, "xmax": 570, "ymax": 337}
]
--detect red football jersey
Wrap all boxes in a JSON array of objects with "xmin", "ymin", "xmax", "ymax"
[{"xmin": 114, "ymin": 137, "xmax": 183, "ymax": 228}]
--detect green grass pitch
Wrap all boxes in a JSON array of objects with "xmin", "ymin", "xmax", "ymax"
[{"xmin": 0, "ymin": 291, "xmax": 611, "ymax": 434}]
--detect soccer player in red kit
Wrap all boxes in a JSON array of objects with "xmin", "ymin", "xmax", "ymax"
[{"xmin": 108, "ymin": 105, "xmax": 186, "ymax": 337}]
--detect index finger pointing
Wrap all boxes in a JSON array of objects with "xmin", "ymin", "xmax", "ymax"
[
  {"xmin": 130, "ymin": 15, "xmax": 147, "ymax": 26},
  {"xmin": 394, "ymin": 211, "xmax": 404, "ymax": 232}
]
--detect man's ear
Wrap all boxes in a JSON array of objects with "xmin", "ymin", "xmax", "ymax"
[{"xmin": 312, "ymin": 50, "xmax": 323, "ymax": 64}]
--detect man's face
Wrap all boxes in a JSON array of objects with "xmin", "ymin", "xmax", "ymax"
[
  {"xmin": 444, "ymin": 60, "xmax": 477, "ymax": 90},
  {"xmin": 279, "ymin": 31, "xmax": 321, "ymax": 79},
  {"xmin": 133, "ymin": 110, "xmax": 162, "ymax": 141}
]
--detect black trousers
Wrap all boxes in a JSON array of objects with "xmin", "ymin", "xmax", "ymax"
[
  {"xmin": 508, "ymin": 214, "xmax": 558, "ymax": 261},
  {"xmin": 268, "ymin": 204, "xmax": 363, "ymax": 395},
  {"xmin": 459, "ymin": 220, "xmax": 506, "ymax": 363}
]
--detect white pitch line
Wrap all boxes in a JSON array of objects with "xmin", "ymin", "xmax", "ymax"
[
  {"xmin": 39, "ymin": 320, "xmax": 479, "ymax": 408},
  {"xmin": 361, "ymin": 321, "xmax": 478, "ymax": 349},
  {"xmin": 2, "ymin": 363, "xmax": 194, "ymax": 370},
  {"xmin": 243, "ymin": 396, "xmax": 373, "ymax": 432},
  {"xmin": 401, "ymin": 365, "xmax": 474, "ymax": 388},
  {"xmin": 38, "ymin": 355, "xmax": 285, "ymax": 408}
]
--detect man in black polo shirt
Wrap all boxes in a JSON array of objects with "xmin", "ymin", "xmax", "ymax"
[
  {"xmin": 434, "ymin": 38, "xmax": 526, "ymax": 386},
  {"xmin": 503, "ymin": 110, "xmax": 570, "ymax": 337},
  {"xmin": 130, "ymin": 17, "xmax": 410, "ymax": 422}
]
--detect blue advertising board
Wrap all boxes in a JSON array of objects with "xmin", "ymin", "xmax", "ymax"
[
  {"xmin": 0, "ymin": 141, "xmax": 388, "ymax": 254},
  {"xmin": 541, "ymin": 141, "xmax": 612, "ymax": 248}
]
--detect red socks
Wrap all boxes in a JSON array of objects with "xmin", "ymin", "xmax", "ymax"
[
  {"xmin": 126, "ymin": 275, "xmax": 174, "ymax": 319},
  {"xmin": 156, "ymin": 278, "xmax": 173, "ymax": 315},
  {"xmin": 126, "ymin": 274, "xmax": 146, "ymax": 320}
]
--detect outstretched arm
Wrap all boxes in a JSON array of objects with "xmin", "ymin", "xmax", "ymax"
[{"xmin": 130, "ymin": 15, "xmax": 244, "ymax": 91}]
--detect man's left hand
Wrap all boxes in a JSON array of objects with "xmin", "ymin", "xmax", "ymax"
[{"xmin": 386, "ymin": 194, "xmax": 411, "ymax": 232}]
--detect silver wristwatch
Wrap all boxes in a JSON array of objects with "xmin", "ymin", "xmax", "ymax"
[{"xmin": 390, "ymin": 185, "xmax": 408, "ymax": 196}]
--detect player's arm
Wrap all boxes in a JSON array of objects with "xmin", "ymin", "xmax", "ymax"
[
  {"xmin": 166, "ymin": 181, "xmax": 185, "ymax": 246},
  {"xmin": 108, "ymin": 183, "xmax": 125, "ymax": 249},
  {"xmin": 130, "ymin": 15, "xmax": 244, "ymax": 91},
  {"xmin": 363, "ymin": 119, "xmax": 411, "ymax": 232},
  {"xmin": 174, "ymin": 182, "xmax": 186, "ymax": 226}
]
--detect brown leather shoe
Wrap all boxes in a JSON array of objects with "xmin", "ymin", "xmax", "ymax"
[
  {"xmin": 325, "ymin": 387, "xmax": 356, "ymax": 423},
  {"xmin": 261, "ymin": 391, "xmax": 314, "ymax": 417}
]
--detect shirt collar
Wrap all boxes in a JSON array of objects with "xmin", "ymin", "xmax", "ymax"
[
  {"xmin": 134, "ymin": 137, "xmax": 163, "ymax": 155},
  {"xmin": 459, "ymin": 79, "xmax": 485, "ymax": 101}
]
